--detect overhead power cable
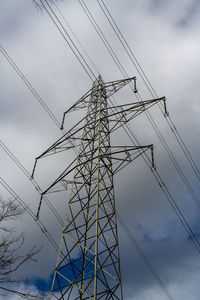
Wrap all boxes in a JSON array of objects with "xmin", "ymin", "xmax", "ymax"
[
  {"xmin": 96, "ymin": 0, "xmax": 200, "ymax": 183},
  {"xmin": 99, "ymin": 182, "xmax": 174, "ymax": 300},
  {"xmin": 0, "ymin": 1, "xmax": 198, "ymax": 298},
  {"xmin": 0, "ymin": 44, "xmax": 61, "ymax": 130},
  {"xmin": 79, "ymin": 0, "xmax": 129, "ymax": 80},
  {"xmin": 0, "ymin": 43, "xmax": 80, "ymax": 158},
  {"xmin": 0, "ymin": 177, "xmax": 61, "ymax": 256},
  {"xmin": 1, "ymin": 0, "xmax": 198, "ymax": 258},
  {"xmin": 0, "ymin": 43, "xmax": 173, "ymax": 300},
  {"xmin": 37, "ymin": 3, "xmax": 200, "ymax": 294},
  {"xmin": 43, "ymin": 0, "xmax": 198, "ymax": 214},
  {"xmin": 39, "ymin": 0, "xmax": 96, "ymax": 81},
  {"xmin": 1, "ymin": 140, "xmax": 175, "ymax": 300},
  {"xmin": 78, "ymin": 0, "xmax": 200, "ymax": 210},
  {"xmin": 117, "ymin": 215, "xmax": 173, "ymax": 300},
  {"xmin": 0, "ymin": 48, "xmax": 174, "ymax": 300},
  {"xmin": 23, "ymin": 0, "xmax": 198, "ymax": 230},
  {"xmin": 107, "ymin": 97, "xmax": 200, "ymax": 255},
  {"xmin": 0, "ymin": 141, "xmax": 63, "ymax": 226},
  {"xmin": 51, "ymin": 0, "xmax": 100, "ymax": 75},
  {"xmin": 1, "ymin": 142, "xmax": 174, "ymax": 300},
  {"xmin": 114, "ymin": 114, "xmax": 200, "ymax": 254}
]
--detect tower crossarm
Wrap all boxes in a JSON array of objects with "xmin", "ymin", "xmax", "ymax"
[
  {"xmin": 107, "ymin": 97, "xmax": 167, "ymax": 133},
  {"xmin": 107, "ymin": 145, "xmax": 154, "ymax": 174},
  {"xmin": 36, "ymin": 145, "xmax": 154, "ymax": 219},
  {"xmin": 98, "ymin": 76, "xmax": 137, "ymax": 97},
  {"xmin": 61, "ymin": 88, "xmax": 93, "ymax": 129},
  {"xmin": 32, "ymin": 75, "xmax": 165, "ymax": 299},
  {"xmin": 31, "ymin": 97, "xmax": 165, "ymax": 178},
  {"xmin": 61, "ymin": 76, "xmax": 137, "ymax": 129},
  {"xmin": 40, "ymin": 145, "xmax": 154, "ymax": 195}
]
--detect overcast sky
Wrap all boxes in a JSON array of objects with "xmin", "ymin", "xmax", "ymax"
[{"xmin": 1, "ymin": 0, "xmax": 200, "ymax": 299}]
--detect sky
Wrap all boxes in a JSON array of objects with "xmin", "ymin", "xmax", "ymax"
[{"xmin": 0, "ymin": 0, "xmax": 200, "ymax": 299}]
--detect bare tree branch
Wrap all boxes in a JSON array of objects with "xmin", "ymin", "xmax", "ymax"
[
  {"xmin": 0, "ymin": 286, "xmax": 45, "ymax": 299},
  {"xmin": 0, "ymin": 198, "xmax": 24, "ymax": 222},
  {"xmin": 32, "ymin": 0, "xmax": 43, "ymax": 12},
  {"xmin": 32, "ymin": 0, "xmax": 61, "ymax": 12},
  {"xmin": 0, "ymin": 198, "xmax": 45, "ymax": 298}
]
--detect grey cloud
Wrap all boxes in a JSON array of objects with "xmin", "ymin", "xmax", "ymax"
[{"xmin": 1, "ymin": 0, "xmax": 200, "ymax": 299}]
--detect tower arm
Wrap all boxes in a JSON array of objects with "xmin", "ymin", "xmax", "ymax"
[
  {"xmin": 61, "ymin": 76, "xmax": 137, "ymax": 129},
  {"xmin": 107, "ymin": 97, "xmax": 167, "ymax": 132}
]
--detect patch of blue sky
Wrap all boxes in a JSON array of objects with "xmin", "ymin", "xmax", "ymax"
[{"xmin": 25, "ymin": 253, "xmax": 95, "ymax": 292}]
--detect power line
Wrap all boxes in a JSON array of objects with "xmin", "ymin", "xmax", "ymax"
[
  {"xmin": 97, "ymin": 0, "xmax": 200, "ymax": 183},
  {"xmin": 0, "ymin": 141, "xmax": 64, "ymax": 226},
  {"xmin": 0, "ymin": 177, "xmax": 61, "ymax": 256},
  {"xmin": 51, "ymin": 0, "xmax": 100, "ymax": 75},
  {"xmin": 0, "ymin": 47, "xmax": 174, "ymax": 300},
  {"xmin": 2, "ymin": 138, "xmax": 176, "ymax": 300},
  {"xmin": 0, "ymin": 44, "xmax": 61, "ymax": 130},
  {"xmin": 1, "ymin": 0, "xmax": 198, "ymax": 257},
  {"xmin": 1, "ymin": 137, "xmax": 196, "ymax": 300},
  {"xmin": 107, "ymin": 98, "xmax": 200, "ymax": 254},
  {"xmin": 120, "ymin": 122, "xmax": 200, "ymax": 253},
  {"xmin": 0, "ymin": 43, "xmax": 80, "ymax": 158},
  {"xmin": 0, "ymin": 2, "xmax": 198, "ymax": 296},
  {"xmin": 39, "ymin": 0, "xmax": 96, "ymax": 81},
  {"xmin": 79, "ymin": 0, "xmax": 200, "ymax": 210},
  {"xmin": 44, "ymin": 0, "xmax": 198, "ymax": 212},
  {"xmin": 0, "ymin": 44, "xmax": 174, "ymax": 299},
  {"xmin": 25, "ymin": 1, "xmax": 200, "ymax": 232},
  {"xmin": 79, "ymin": 0, "xmax": 130, "ymax": 79},
  {"xmin": 99, "ymin": 178, "xmax": 174, "ymax": 300},
  {"xmin": 117, "ymin": 215, "xmax": 174, "ymax": 300},
  {"xmin": 42, "ymin": 0, "xmax": 192, "ymax": 220}
]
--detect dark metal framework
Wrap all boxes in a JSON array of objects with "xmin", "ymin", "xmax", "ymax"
[{"xmin": 32, "ymin": 75, "xmax": 167, "ymax": 299}]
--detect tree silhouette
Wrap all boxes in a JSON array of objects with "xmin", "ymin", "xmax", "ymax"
[{"xmin": 0, "ymin": 198, "xmax": 44, "ymax": 299}]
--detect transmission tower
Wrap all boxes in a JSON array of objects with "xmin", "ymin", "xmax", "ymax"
[{"xmin": 32, "ymin": 75, "xmax": 167, "ymax": 299}]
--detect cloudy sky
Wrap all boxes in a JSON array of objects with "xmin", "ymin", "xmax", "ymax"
[{"xmin": 1, "ymin": 0, "xmax": 200, "ymax": 299}]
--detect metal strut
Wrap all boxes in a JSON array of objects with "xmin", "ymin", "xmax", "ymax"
[{"xmin": 32, "ymin": 75, "xmax": 166, "ymax": 299}]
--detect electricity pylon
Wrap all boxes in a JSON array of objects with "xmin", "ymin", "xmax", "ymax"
[{"xmin": 32, "ymin": 75, "xmax": 167, "ymax": 299}]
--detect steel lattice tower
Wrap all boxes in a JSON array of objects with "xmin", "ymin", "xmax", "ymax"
[{"xmin": 32, "ymin": 75, "xmax": 167, "ymax": 299}]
